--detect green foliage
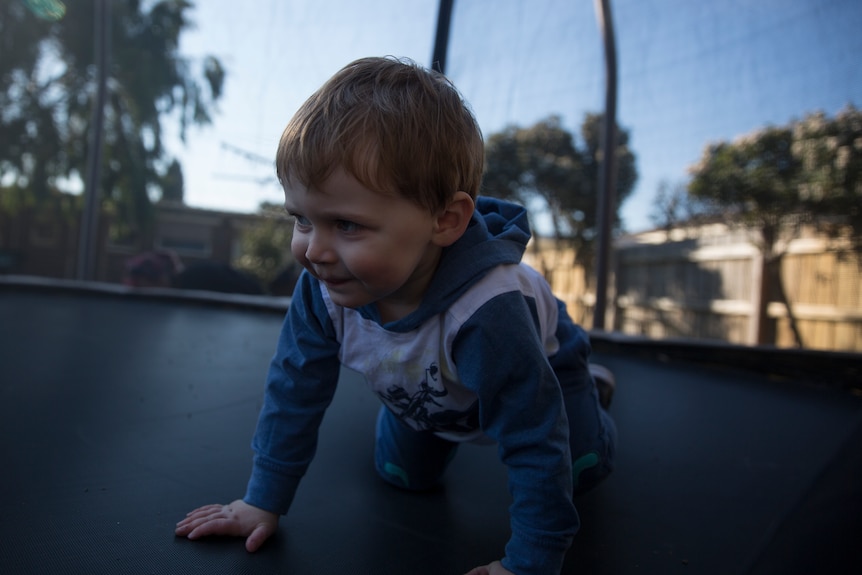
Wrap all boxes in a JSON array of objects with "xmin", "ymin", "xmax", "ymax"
[
  {"xmin": 235, "ymin": 205, "xmax": 294, "ymax": 289},
  {"xmin": 0, "ymin": 182, "xmax": 81, "ymax": 224},
  {"xmin": 483, "ymin": 114, "xmax": 637, "ymax": 266},
  {"xmin": 689, "ymin": 125, "xmax": 802, "ymax": 251},
  {"xmin": 688, "ymin": 105, "xmax": 862, "ymax": 253},
  {"xmin": 792, "ymin": 106, "xmax": 862, "ymax": 246},
  {"xmin": 0, "ymin": 0, "xmax": 223, "ymax": 241}
]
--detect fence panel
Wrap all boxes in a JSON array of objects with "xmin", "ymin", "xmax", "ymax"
[{"xmin": 526, "ymin": 230, "xmax": 862, "ymax": 352}]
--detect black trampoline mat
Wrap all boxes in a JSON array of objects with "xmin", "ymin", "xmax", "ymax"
[{"xmin": 1, "ymin": 285, "xmax": 860, "ymax": 574}]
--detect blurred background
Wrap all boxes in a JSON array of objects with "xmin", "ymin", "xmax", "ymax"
[{"xmin": 1, "ymin": 0, "xmax": 860, "ymax": 351}]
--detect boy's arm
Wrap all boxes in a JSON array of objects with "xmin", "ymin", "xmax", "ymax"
[
  {"xmin": 244, "ymin": 271, "xmax": 342, "ymax": 514},
  {"xmin": 176, "ymin": 272, "xmax": 341, "ymax": 548},
  {"xmin": 453, "ymin": 292, "xmax": 580, "ymax": 575}
]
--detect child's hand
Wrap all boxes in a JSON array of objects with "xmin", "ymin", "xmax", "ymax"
[
  {"xmin": 175, "ymin": 499, "xmax": 278, "ymax": 552},
  {"xmin": 463, "ymin": 560, "xmax": 515, "ymax": 575}
]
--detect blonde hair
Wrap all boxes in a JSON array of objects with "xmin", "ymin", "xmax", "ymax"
[{"xmin": 276, "ymin": 56, "xmax": 484, "ymax": 214}]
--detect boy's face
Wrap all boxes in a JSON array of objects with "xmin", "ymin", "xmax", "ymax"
[{"xmin": 284, "ymin": 167, "xmax": 443, "ymax": 321}]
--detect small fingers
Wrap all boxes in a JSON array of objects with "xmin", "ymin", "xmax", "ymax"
[
  {"xmin": 175, "ymin": 504, "xmax": 228, "ymax": 534},
  {"xmin": 186, "ymin": 517, "xmax": 238, "ymax": 540},
  {"xmin": 185, "ymin": 503, "xmax": 226, "ymax": 519},
  {"xmin": 245, "ymin": 523, "xmax": 274, "ymax": 553}
]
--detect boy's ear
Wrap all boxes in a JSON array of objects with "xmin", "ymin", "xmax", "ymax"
[{"xmin": 432, "ymin": 191, "xmax": 475, "ymax": 247}]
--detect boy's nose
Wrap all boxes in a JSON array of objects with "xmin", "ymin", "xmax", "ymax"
[{"xmin": 305, "ymin": 232, "xmax": 335, "ymax": 264}]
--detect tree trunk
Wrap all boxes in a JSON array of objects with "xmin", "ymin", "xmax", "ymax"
[
  {"xmin": 756, "ymin": 255, "xmax": 776, "ymax": 346},
  {"xmin": 773, "ymin": 252, "xmax": 805, "ymax": 348},
  {"xmin": 756, "ymin": 253, "xmax": 804, "ymax": 347}
]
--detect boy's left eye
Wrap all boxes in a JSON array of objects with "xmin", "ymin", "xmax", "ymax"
[{"xmin": 337, "ymin": 220, "xmax": 361, "ymax": 233}]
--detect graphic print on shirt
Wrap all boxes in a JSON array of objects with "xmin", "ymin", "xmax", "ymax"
[
  {"xmin": 381, "ymin": 362, "xmax": 478, "ymax": 433},
  {"xmin": 321, "ymin": 261, "xmax": 563, "ymax": 442}
]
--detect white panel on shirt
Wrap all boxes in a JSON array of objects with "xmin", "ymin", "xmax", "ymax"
[{"xmin": 321, "ymin": 263, "xmax": 560, "ymax": 442}]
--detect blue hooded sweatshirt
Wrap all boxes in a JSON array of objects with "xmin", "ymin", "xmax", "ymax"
[{"xmin": 244, "ymin": 197, "xmax": 592, "ymax": 574}]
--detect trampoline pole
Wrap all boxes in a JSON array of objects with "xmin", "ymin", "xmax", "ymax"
[
  {"xmin": 431, "ymin": 0, "xmax": 454, "ymax": 73},
  {"xmin": 77, "ymin": 0, "xmax": 111, "ymax": 281},
  {"xmin": 592, "ymin": 0, "xmax": 618, "ymax": 331}
]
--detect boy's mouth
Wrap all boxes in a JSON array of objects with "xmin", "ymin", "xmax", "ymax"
[{"xmin": 319, "ymin": 276, "xmax": 349, "ymax": 287}]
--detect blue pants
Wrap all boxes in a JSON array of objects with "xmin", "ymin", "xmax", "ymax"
[{"xmin": 374, "ymin": 378, "xmax": 617, "ymax": 494}]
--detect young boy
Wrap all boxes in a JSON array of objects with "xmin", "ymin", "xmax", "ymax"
[{"xmin": 175, "ymin": 56, "xmax": 616, "ymax": 575}]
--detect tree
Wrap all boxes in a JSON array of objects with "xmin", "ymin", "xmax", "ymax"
[
  {"xmin": 687, "ymin": 106, "xmax": 861, "ymax": 347},
  {"xmin": 689, "ymin": 126, "xmax": 804, "ymax": 252},
  {"xmin": 650, "ymin": 179, "xmax": 709, "ymax": 234},
  {"xmin": 0, "ymin": 0, "xmax": 224, "ymax": 241},
  {"xmin": 160, "ymin": 159, "xmax": 184, "ymax": 204},
  {"xmin": 792, "ymin": 106, "xmax": 862, "ymax": 249},
  {"xmin": 483, "ymin": 114, "xmax": 637, "ymax": 274},
  {"xmin": 235, "ymin": 203, "xmax": 294, "ymax": 290}
]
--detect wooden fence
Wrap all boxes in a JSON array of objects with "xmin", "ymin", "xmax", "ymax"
[{"xmin": 524, "ymin": 225, "xmax": 862, "ymax": 352}]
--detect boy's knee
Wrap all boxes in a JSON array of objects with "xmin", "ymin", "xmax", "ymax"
[
  {"xmin": 376, "ymin": 460, "xmax": 411, "ymax": 489},
  {"xmin": 571, "ymin": 451, "xmax": 614, "ymax": 495},
  {"xmin": 375, "ymin": 458, "xmax": 441, "ymax": 491},
  {"xmin": 374, "ymin": 407, "xmax": 458, "ymax": 491},
  {"xmin": 571, "ymin": 420, "xmax": 616, "ymax": 495}
]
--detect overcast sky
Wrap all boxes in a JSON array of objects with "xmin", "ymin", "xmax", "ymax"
[{"xmin": 167, "ymin": 0, "xmax": 862, "ymax": 234}]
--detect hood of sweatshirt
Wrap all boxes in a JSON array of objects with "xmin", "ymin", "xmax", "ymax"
[{"xmin": 365, "ymin": 196, "xmax": 532, "ymax": 330}]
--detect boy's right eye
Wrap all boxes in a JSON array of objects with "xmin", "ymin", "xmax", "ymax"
[{"xmin": 291, "ymin": 214, "xmax": 311, "ymax": 227}]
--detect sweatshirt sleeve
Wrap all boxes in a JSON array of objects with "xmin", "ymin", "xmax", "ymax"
[
  {"xmin": 452, "ymin": 292, "xmax": 579, "ymax": 575},
  {"xmin": 244, "ymin": 272, "xmax": 341, "ymax": 515}
]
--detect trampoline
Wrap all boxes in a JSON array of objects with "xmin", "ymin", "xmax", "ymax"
[{"xmin": 1, "ymin": 277, "xmax": 860, "ymax": 574}]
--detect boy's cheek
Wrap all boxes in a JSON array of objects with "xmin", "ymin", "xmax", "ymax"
[{"xmin": 290, "ymin": 241, "xmax": 309, "ymax": 268}]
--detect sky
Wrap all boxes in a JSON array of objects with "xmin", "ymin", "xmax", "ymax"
[{"xmin": 168, "ymin": 0, "xmax": 862, "ymax": 234}]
